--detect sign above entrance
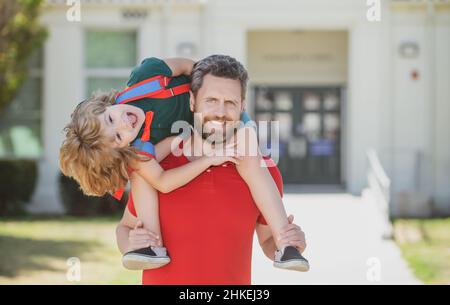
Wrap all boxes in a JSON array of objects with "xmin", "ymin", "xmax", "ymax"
[{"xmin": 248, "ymin": 31, "xmax": 348, "ymax": 85}]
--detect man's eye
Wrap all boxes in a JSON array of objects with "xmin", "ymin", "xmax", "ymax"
[
  {"xmin": 109, "ymin": 115, "xmax": 113, "ymax": 123},
  {"xmin": 116, "ymin": 133, "xmax": 122, "ymax": 141}
]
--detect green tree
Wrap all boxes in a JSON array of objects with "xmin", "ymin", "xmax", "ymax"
[{"xmin": 0, "ymin": 0, "xmax": 47, "ymax": 114}]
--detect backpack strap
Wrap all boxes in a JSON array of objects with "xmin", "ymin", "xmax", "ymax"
[{"xmin": 115, "ymin": 75, "xmax": 190, "ymax": 104}]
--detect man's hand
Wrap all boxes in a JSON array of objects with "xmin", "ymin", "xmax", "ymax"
[
  {"xmin": 278, "ymin": 215, "xmax": 307, "ymax": 253},
  {"xmin": 127, "ymin": 220, "xmax": 161, "ymax": 252},
  {"xmin": 256, "ymin": 214, "xmax": 307, "ymax": 261}
]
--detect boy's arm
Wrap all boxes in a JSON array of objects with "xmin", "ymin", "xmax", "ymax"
[
  {"xmin": 154, "ymin": 136, "xmax": 184, "ymax": 162},
  {"xmin": 163, "ymin": 58, "xmax": 195, "ymax": 77},
  {"xmin": 132, "ymin": 153, "xmax": 240, "ymax": 194}
]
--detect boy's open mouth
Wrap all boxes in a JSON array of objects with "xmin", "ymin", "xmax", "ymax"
[{"xmin": 127, "ymin": 112, "xmax": 138, "ymax": 128}]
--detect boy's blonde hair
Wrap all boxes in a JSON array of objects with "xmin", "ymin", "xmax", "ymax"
[{"xmin": 59, "ymin": 90, "xmax": 148, "ymax": 197}]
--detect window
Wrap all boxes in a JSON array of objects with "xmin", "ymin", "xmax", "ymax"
[
  {"xmin": 0, "ymin": 50, "xmax": 43, "ymax": 159},
  {"xmin": 85, "ymin": 30, "xmax": 137, "ymax": 97}
]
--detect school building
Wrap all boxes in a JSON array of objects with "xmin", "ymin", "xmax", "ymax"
[{"xmin": 2, "ymin": 0, "xmax": 449, "ymax": 216}]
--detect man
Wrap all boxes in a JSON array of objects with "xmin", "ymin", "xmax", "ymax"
[{"xmin": 115, "ymin": 55, "xmax": 307, "ymax": 284}]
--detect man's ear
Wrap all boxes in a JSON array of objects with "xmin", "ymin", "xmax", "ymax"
[
  {"xmin": 241, "ymin": 99, "xmax": 247, "ymax": 112},
  {"xmin": 189, "ymin": 91, "xmax": 195, "ymax": 112}
]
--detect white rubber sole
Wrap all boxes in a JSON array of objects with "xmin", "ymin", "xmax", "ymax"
[
  {"xmin": 274, "ymin": 260, "xmax": 310, "ymax": 272},
  {"xmin": 122, "ymin": 254, "xmax": 171, "ymax": 270}
]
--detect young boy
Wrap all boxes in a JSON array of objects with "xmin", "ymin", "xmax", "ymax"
[{"xmin": 59, "ymin": 57, "xmax": 309, "ymax": 272}]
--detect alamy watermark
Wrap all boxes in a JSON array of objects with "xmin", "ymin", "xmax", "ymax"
[
  {"xmin": 367, "ymin": 0, "xmax": 381, "ymax": 22},
  {"xmin": 366, "ymin": 257, "xmax": 382, "ymax": 283},
  {"xmin": 66, "ymin": 257, "xmax": 81, "ymax": 282},
  {"xmin": 66, "ymin": 0, "xmax": 81, "ymax": 22}
]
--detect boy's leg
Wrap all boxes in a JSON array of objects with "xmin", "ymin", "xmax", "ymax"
[
  {"xmin": 236, "ymin": 126, "xmax": 291, "ymax": 247},
  {"xmin": 235, "ymin": 126, "xmax": 309, "ymax": 272},
  {"xmin": 247, "ymin": 161, "xmax": 291, "ymax": 250},
  {"xmin": 131, "ymin": 172, "xmax": 163, "ymax": 246},
  {"xmin": 248, "ymin": 165, "xmax": 309, "ymax": 272},
  {"xmin": 122, "ymin": 172, "xmax": 170, "ymax": 270}
]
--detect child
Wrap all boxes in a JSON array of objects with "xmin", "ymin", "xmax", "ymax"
[{"xmin": 59, "ymin": 57, "xmax": 309, "ymax": 272}]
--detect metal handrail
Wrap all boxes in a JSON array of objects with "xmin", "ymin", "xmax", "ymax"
[{"xmin": 367, "ymin": 148, "xmax": 393, "ymax": 239}]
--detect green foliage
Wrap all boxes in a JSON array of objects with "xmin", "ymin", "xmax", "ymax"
[
  {"xmin": 59, "ymin": 173, "xmax": 127, "ymax": 216},
  {"xmin": 0, "ymin": 160, "xmax": 37, "ymax": 216},
  {"xmin": 0, "ymin": 0, "xmax": 47, "ymax": 114},
  {"xmin": 395, "ymin": 218, "xmax": 450, "ymax": 284}
]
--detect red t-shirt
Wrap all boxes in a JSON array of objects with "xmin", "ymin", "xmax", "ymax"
[{"xmin": 127, "ymin": 150, "xmax": 283, "ymax": 285}]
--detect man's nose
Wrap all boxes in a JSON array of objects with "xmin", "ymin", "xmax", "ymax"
[{"xmin": 213, "ymin": 102, "xmax": 226, "ymax": 119}]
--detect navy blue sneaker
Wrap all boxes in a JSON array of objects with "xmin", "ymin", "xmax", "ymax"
[
  {"xmin": 122, "ymin": 246, "xmax": 170, "ymax": 270},
  {"xmin": 274, "ymin": 246, "xmax": 310, "ymax": 272}
]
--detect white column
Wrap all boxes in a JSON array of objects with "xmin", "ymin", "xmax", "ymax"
[
  {"xmin": 390, "ymin": 10, "xmax": 435, "ymax": 217},
  {"xmin": 138, "ymin": 9, "xmax": 163, "ymax": 60},
  {"xmin": 433, "ymin": 12, "xmax": 450, "ymax": 214},
  {"xmin": 347, "ymin": 22, "xmax": 386, "ymax": 195},
  {"xmin": 29, "ymin": 21, "xmax": 83, "ymax": 213}
]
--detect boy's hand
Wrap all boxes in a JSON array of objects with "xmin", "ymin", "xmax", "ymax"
[
  {"xmin": 278, "ymin": 215, "xmax": 307, "ymax": 253},
  {"xmin": 127, "ymin": 220, "xmax": 161, "ymax": 252},
  {"xmin": 164, "ymin": 58, "xmax": 195, "ymax": 76},
  {"xmin": 205, "ymin": 146, "xmax": 243, "ymax": 166}
]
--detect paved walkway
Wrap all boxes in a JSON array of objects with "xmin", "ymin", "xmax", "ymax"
[{"xmin": 251, "ymin": 192, "xmax": 421, "ymax": 284}]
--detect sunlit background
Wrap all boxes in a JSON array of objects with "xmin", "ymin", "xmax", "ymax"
[{"xmin": 0, "ymin": 0, "xmax": 449, "ymax": 284}]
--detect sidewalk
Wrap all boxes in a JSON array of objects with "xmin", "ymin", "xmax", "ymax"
[{"xmin": 251, "ymin": 193, "xmax": 421, "ymax": 285}]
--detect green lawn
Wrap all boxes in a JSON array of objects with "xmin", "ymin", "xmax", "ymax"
[
  {"xmin": 0, "ymin": 216, "xmax": 141, "ymax": 285},
  {"xmin": 394, "ymin": 218, "xmax": 450, "ymax": 284}
]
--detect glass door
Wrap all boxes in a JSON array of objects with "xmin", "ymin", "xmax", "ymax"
[{"xmin": 254, "ymin": 86, "xmax": 342, "ymax": 184}]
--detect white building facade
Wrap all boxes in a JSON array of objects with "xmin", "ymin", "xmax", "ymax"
[{"xmin": 7, "ymin": 0, "xmax": 448, "ymax": 216}]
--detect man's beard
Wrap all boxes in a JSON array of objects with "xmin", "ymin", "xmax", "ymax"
[
  {"xmin": 193, "ymin": 115, "xmax": 238, "ymax": 145},
  {"xmin": 202, "ymin": 122, "xmax": 236, "ymax": 145}
]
